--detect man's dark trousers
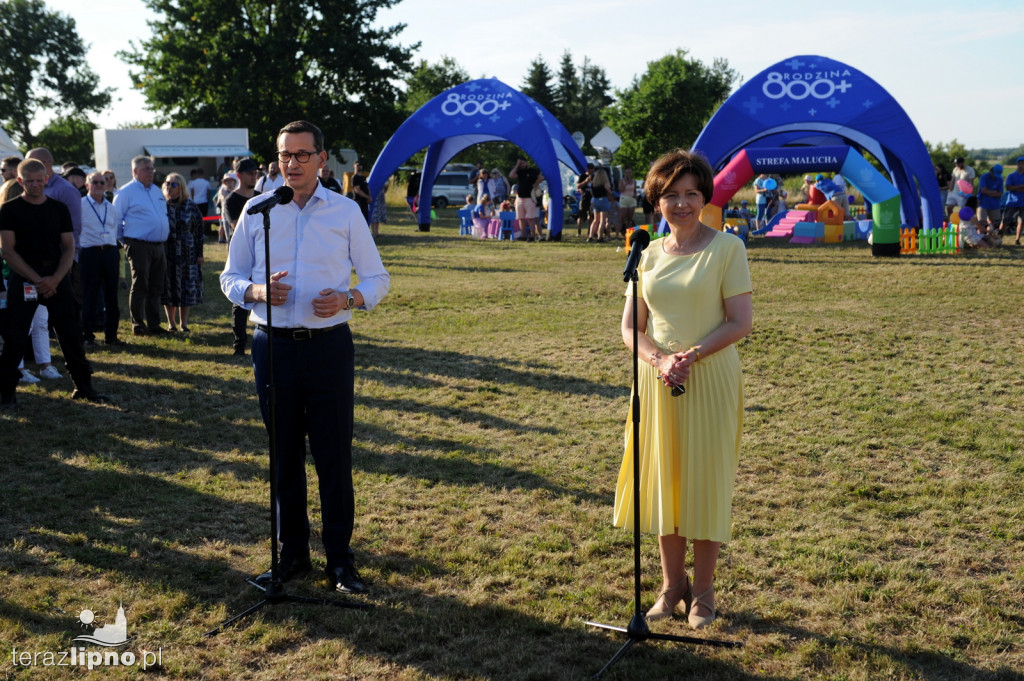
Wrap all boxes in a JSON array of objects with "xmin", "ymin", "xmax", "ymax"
[
  {"xmin": 123, "ymin": 238, "xmax": 166, "ymax": 331},
  {"xmin": 0, "ymin": 273, "xmax": 92, "ymax": 397},
  {"xmin": 80, "ymin": 245, "xmax": 121, "ymax": 342},
  {"xmin": 252, "ymin": 323, "xmax": 356, "ymax": 571}
]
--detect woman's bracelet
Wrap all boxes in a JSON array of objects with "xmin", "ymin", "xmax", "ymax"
[
  {"xmin": 650, "ymin": 351, "xmax": 662, "ymax": 367},
  {"xmin": 688, "ymin": 346, "xmax": 702, "ymax": 362}
]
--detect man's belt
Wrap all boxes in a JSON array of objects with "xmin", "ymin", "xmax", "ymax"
[
  {"xmin": 255, "ymin": 322, "xmax": 346, "ymax": 340},
  {"xmin": 84, "ymin": 244, "xmax": 118, "ymax": 250}
]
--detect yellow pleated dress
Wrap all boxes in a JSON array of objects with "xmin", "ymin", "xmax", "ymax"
[{"xmin": 613, "ymin": 231, "xmax": 751, "ymax": 542}]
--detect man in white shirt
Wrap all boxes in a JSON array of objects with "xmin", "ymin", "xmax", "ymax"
[
  {"xmin": 254, "ymin": 161, "xmax": 284, "ymax": 194},
  {"xmin": 80, "ymin": 172, "xmax": 124, "ymax": 346},
  {"xmin": 220, "ymin": 120, "xmax": 389, "ymax": 596},
  {"xmin": 187, "ymin": 168, "xmax": 211, "ymax": 216}
]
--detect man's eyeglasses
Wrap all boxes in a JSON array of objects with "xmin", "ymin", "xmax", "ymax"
[
  {"xmin": 277, "ymin": 151, "xmax": 318, "ymax": 164},
  {"xmin": 90, "ymin": 180, "xmax": 106, "ymax": 185}
]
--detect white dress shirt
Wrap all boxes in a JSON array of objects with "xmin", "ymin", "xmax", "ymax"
[
  {"xmin": 220, "ymin": 183, "xmax": 389, "ymax": 329},
  {"xmin": 255, "ymin": 173, "xmax": 285, "ymax": 193},
  {"xmin": 80, "ymin": 195, "xmax": 121, "ymax": 248}
]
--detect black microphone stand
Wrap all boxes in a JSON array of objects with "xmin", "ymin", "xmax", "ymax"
[
  {"xmin": 584, "ymin": 265, "xmax": 739, "ymax": 677},
  {"xmin": 206, "ymin": 206, "xmax": 370, "ymax": 637}
]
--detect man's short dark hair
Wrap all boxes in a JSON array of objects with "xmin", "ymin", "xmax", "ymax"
[
  {"xmin": 2, "ymin": 155, "xmax": 22, "ymax": 169},
  {"xmin": 278, "ymin": 120, "xmax": 324, "ymax": 152}
]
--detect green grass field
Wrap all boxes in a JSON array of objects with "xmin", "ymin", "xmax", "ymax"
[{"xmin": 2, "ymin": 209, "xmax": 1022, "ymax": 680}]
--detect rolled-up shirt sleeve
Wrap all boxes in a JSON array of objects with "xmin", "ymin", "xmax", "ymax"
[
  {"xmin": 219, "ymin": 214, "xmax": 259, "ymax": 309},
  {"xmin": 348, "ymin": 218, "xmax": 389, "ymax": 311}
]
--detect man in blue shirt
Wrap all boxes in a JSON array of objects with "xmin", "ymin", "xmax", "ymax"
[
  {"xmin": 1001, "ymin": 157, "xmax": 1024, "ymax": 244},
  {"xmin": 113, "ymin": 156, "xmax": 170, "ymax": 336},
  {"xmin": 221, "ymin": 120, "xmax": 390, "ymax": 595},
  {"xmin": 978, "ymin": 164, "xmax": 1004, "ymax": 233}
]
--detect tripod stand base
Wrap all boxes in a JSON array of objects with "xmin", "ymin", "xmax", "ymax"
[
  {"xmin": 205, "ymin": 577, "xmax": 372, "ymax": 637},
  {"xmin": 585, "ymin": 614, "xmax": 741, "ymax": 679}
]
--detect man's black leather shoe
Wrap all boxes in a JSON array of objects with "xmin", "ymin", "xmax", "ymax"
[
  {"xmin": 253, "ymin": 555, "xmax": 312, "ymax": 586},
  {"xmin": 71, "ymin": 389, "xmax": 112, "ymax": 403},
  {"xmin": 328, "ymin": 565, "xmax": 365, "ymax": 594}
]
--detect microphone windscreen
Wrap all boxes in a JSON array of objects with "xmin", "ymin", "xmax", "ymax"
[
  {"xmin": 631, "ymin": 228, "xmax": 651, "ymax": 250},
  {"xmin": 274, "ymin": 185, "xmax": 295, "ymax": 205}
]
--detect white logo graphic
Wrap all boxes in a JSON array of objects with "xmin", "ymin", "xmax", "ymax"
[
  {"xmin": 10, "ymin": 601, "xmax": 162, "ymax": 671},
  {"xmin": 440, "ymin": 92, "xmax": 512, "ymax": 117},
  {"xmin": 762, "ymin": 70, "xmax": 853, "ymax": 101},
  {"xmin": 73, "ymin": 604, "xmax": 129, "ymax": 647}
]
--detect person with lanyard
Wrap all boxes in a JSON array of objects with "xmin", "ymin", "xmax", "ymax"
[
  {"xmin": 220, "ymin": 120, "xmax": 390, "ymax": 594},
  {"xmin": 113, "ymin": 155, "xmax": 170, "ymax": 336},
  {"xmin": 80, "ymin": 171, "xmax": 125, "ymax": 346}
]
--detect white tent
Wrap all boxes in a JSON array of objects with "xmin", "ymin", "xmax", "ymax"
[{"xmin": 0, "ymin": 128, "xmax": 21, "ymax": 158}]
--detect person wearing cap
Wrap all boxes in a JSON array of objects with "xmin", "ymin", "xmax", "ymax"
[
  {"xmin": 802, "ymin": 175, "xmax": 825, "ymax": 206},
  {"xmin": 977, "ymin": 164, "xmax": 1004, "ymax": 233},
  {"xmin": 945, "ymin": 157, "xmax": 975, "ymax": 220},
  {"xmin": 1002, "ymin": 157, "xmax": 1024, "ymax": 244},
  {"xmin": 62, "ymin": 167, "xmax": 88, "ymax": 197}
]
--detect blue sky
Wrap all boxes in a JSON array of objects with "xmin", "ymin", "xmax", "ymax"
[{"xmin": 45, "ymin": 0, "xmax": 1023, "ymax": 151}]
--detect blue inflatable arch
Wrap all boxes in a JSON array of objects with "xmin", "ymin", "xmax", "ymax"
[
  {"xmin": 693, "ymin": 55, "xmax": 941, "ymax": 255},
  {"xmin": 368, "ymin": 78, "xmax": 587, "ymax": 238}
]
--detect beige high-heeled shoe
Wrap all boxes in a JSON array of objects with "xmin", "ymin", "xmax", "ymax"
[
  {"xmin": 687, "ymin": 585, "xmax": 716, "ymax": 629},
  {"xmin": 646, "ymin": 575, "xmax": 692, "ymax": 621}
]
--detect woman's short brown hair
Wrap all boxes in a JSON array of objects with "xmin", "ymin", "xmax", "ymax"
[{"xmin": 643, "ymin": 149, "xmax": 715, "ymax": 207}]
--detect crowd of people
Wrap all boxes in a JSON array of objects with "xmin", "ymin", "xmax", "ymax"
[
  {"xmin": 0, "ymin": 146, "xmax": 373, "ymax": 409},
  {"xmin": 2, "ymin": 122, "xmax": 391, "ymax": 598},
  {"xmin": 935, "ymin": 156, "xmax": 1024, "ymax": 247}
]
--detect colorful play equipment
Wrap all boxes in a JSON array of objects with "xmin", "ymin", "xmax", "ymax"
[
  {"xmin": 703, "ymin": 145, "xmax": 902, "ymax": 250},
  {"xmin": 693, "ymin": 55, "xmax": 943, "ymax": 256},
  {"xmin": 899, "ymin": 225, "xmax": 960, "ymax": 254}
]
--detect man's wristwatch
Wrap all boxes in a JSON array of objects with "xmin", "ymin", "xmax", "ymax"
[{"xmin": 345, "ymin": 290, "xmax": 356, "ymax": 311}]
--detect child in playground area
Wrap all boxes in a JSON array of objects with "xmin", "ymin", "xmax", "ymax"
[
  {"xmin": 960, "ymin": 201, "xmax": 997, "ymax": 249},
  {"xmin": 474, "ymin": 193, "xmax": 493, "ymax": 220}
]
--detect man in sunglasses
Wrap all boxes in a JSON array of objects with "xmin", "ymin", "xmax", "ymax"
[
  {"xmin": 113, "ymin": 155, "xmax": 170, "ymax": 336},
  {"xmin": 80, "ymin": 172, "xmax": 124, "ymax": 346}
]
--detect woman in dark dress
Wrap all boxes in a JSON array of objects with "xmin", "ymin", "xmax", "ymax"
[{"xmin": 161, "ymin": 172, "xmax": 205, "ymax": 333}]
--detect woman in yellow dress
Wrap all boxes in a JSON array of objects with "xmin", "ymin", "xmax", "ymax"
[{"xmin": 614, "ymin": 149, "xmax": 753, "ymax": 629}]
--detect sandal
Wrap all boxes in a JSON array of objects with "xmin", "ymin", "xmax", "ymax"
[
  {"xmin": 688, "ymin": 585, "xmax": 716, "ymax": 629},
  {"xmin": 646, "ymin": 575, "xmax": 691, "ymax": 621}
]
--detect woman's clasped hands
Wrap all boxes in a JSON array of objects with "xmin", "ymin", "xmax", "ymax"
[{"xmin": 657, "ymin": 346, "xmax": 698, "ymax": 389}]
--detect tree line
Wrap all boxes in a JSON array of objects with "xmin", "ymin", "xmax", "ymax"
[{"xmin": 5, "ymin": 0, "xmax": 1015, "ymax": 181}]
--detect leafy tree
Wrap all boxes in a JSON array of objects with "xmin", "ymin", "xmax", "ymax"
[
  {"xmin": 577, "ymin": 58, "xmax": 614, "ymax": 138},
  {"xmin": 402, "ymin": 56, "xmax": 469, "ymax": 114},
  {"xmin": 604, "ymin": 50, "xmax": 738, "ymax": 170},
  {"xmin": 35, "ymin": 115, "xmax": 96, "ymax": 165},
  {"xmin": 1003, "ymin": 145, "xmax": 1024, "ymax": 166},
  {"xmin": 553, "ymin": 51, "xmax": 579, "ymax": 128},
  {"xmin": 925, "ymin": 139, "xmax": 971, "ymax": 173},
  {"xmin": 120, "ymin": 0, "xmax": 415, "ymax": 163},
  {"xmin": 0, "ymin": 0, "xmax": 112, "ymax": 149},
  {"xmin": 521, "ymin": 56, "xmax": 555, "ymax": 113}
]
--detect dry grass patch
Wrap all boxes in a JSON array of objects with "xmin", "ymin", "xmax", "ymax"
[{"xmin": 1, "ymin": 214, "xmax": 1022, "ymax": 679}]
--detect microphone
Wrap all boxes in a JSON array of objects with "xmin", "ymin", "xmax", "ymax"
[
  {"xmin": 246, "ymin": 185, "xmax": 295, "ymax": 215},
  {"xmin": 622, "ymin": 228, "xmax": 651, "ymax": 282}
]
